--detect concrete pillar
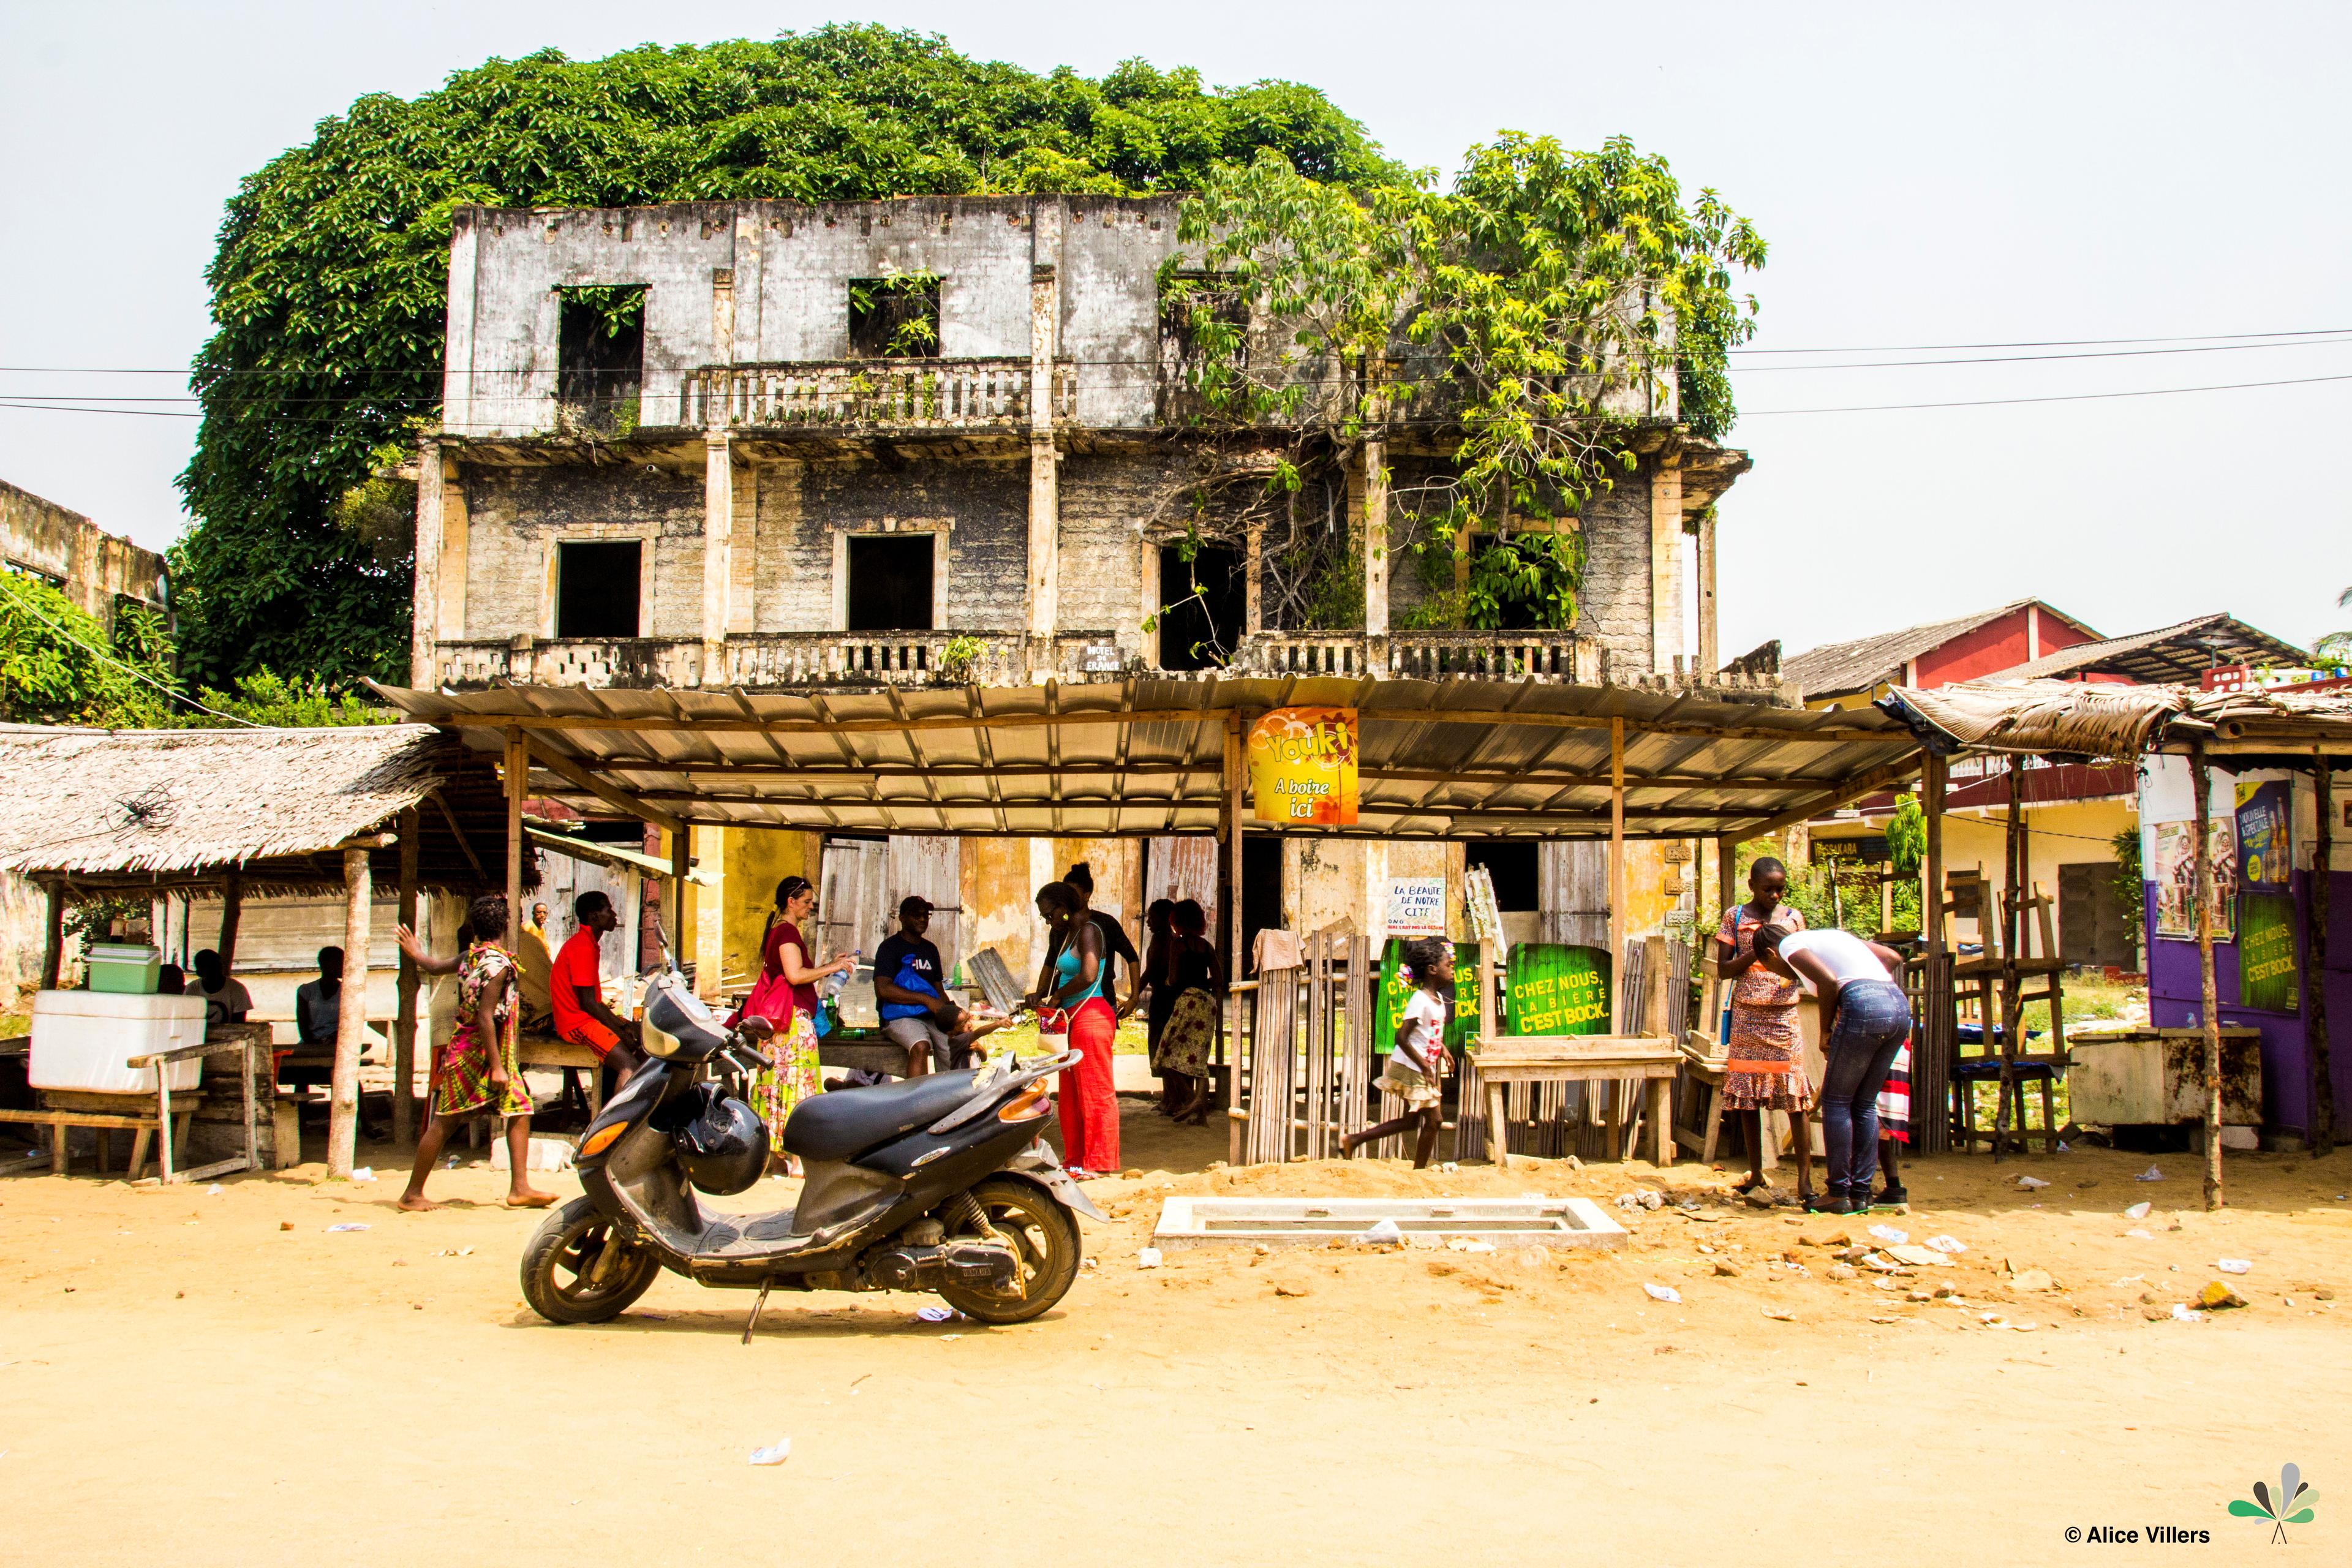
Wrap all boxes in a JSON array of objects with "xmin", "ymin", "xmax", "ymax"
[
  {"xmin": 1362, "ymin": 435, "xmax": 1389, "ymax": 646},
  {"xmin": 1696, "ymin": 510, "xmax": 1719, "ymax": 675},
  {"xmin": 701, "ymin": 431, "xmax": 734, "ymax": 683},
  {"xmin": 729, "ymin": 206, "xmax": 764, "ymax": 362},
  {"xmin": 1027, "ymin": 257, "xmax": 1061, "ymax": 647},
  {"xmin": 328, "ymin": 845, "xmax": 371, "ymax": 1178},
  {"xmin": 1649, "ymin": 453, "xmax": 1684, "ymax": 676},
  {"xmin": 693, "ymin": 824, "xmax": 726, "ymax": 1001},
  {"xmin": 394, "ymin": 807, "xmax": 420, "ymax": 1147},
  {"xmin": 412, "ymin": 439, "xmax": 442, "ymax": 684}
]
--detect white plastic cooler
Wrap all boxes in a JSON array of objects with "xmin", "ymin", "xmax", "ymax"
[{"xmin": 29, "ymin": 991, "xmax": 208, "ymax": 1093}]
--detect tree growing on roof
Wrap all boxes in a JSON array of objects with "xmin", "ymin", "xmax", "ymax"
[{"xmin": 177, "ymin": 24, "xmax": 1404, "ymax": 690}]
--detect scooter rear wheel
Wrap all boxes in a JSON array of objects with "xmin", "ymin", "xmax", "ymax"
[
  {"xmin": 937, "ymin": 1175, "xmax": 1082, "ymax": 1325},
  {"xmin": 521, "ymin": 1196, "xmax": 663, "ymax": 1324}
]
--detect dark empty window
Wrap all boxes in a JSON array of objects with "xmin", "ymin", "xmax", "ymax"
[
  {"xmin": 557, "ymin": 286, "xmax": 646, "ymax": 434},
  {"xmin": 846, "ymin": 535, "xmax": 934, "ymax": 631},
  {"xmin": 556, "ymin": 540, "xmax": 641, "ymax": 639},
  {"xmin": 1156, "ymin": 543, "xmax": 1246, "ymax": 671},
  {"xmin": 1465, "ymin": 842, "xmax": 1540, "ymax": 913},
  {"xmin": 848, "ymin": 275, "xmax": 941, "ymax": 358}
]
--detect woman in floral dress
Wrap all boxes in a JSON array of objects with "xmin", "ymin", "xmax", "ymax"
[
  {"xmin": 1148, "ymin": 899, "xmax": 1225, "ymax": 1125},
  {"xmin": 1713, "ymin": 858, "xmax": 1816, "ymax": 1204},
  {"xmin": 746, "ymin": 876, "xmax": 855, "ymax": 1175},
  {"xmin": 396, "ymin": 894, "xmax": 556, "ymax": 1212}
]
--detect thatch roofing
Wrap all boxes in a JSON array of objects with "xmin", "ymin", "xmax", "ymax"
[
  {"xmin": 1984, "ymin": 612, "xmax": 2307, "ymax": 685},
  {"xmin": 1879, "ymin": 678, "xmax": 2352, "ymax": 760},
  {"xmin": 0, "ymin": 723, "xmax": 525, "ymax": 896}
]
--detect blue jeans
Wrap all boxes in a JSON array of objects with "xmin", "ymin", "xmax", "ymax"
[{"xmin": 1818, "ymin": 981, "xmax": 1912, "ymax": 1199}]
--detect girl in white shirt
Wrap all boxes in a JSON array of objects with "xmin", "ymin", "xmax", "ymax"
[{"xmin": 1340, "ymin": 938, "xmax": 1454, "ymax": 1169}]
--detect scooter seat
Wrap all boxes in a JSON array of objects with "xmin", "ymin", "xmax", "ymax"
[{"xmin": 783, "ymin": 1069, "xmax": 983, "ymax": 1163}]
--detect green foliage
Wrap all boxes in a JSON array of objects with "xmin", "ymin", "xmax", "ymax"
[
  {"xmin": 0, "ymin": 575, "xmax": 173, "ymax": 728},
  {"xmin": 2111, "ymin": 823, "xmax": 2146, "ymax": 960},
  {"xmin": 1886, "ymin": 794, "xmax": 1926, "ymax": 878},
  {"xmin": 2319, "ymin": 585, "xmax": 2352, "ymax": 663},
  {"xmin": 180, "ymin": 25, "xmax": 1400, "ymax": 690},
  {"xmin": 1169, "ymin": 135, "xmax": 1760, "ymax": 609},
  {"xmin": 184, "ymin": 669, "xmax": 403, "ymax": 728}
]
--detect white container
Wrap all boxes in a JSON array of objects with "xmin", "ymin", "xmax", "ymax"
[{"xmin": 29, "ymin": 990, "xmax": 207, "ymax": 1094}]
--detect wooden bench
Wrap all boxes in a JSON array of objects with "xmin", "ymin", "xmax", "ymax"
[
  {"xmin": 0, "ymin": 1035, "xmax": 262, "ymax": 1183},
  {"xmin": 1472, "ymin": 1034, "xmax": 1678, "ymax": 1171}
]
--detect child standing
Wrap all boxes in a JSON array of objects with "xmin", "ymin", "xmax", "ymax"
[{"xmin": 1340, "ymin": 938, "xmax": 1454, "ymax": 1169}]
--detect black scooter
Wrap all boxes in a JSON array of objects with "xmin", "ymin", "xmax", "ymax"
[{"xmin": 519, "ymin": 968, "xmax": 1101, "ymax": 1331}]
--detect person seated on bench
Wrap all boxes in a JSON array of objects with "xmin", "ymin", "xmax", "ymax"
[
  {"xmin": 551, "ymin": 892, "xmax": 645, "ymax": 1087},
  {"xmin": 874, "ymin": 896, "xmax": 1007, "ymax": 1076},
  {"xmin": 282, "ymin": 946, "xmax": 346, "ymax": 1090},
  {"xmin": 192, "ymin": 949, "xmax": 252, "ymax": 1030},
  {"xmin": 514, "ymin": 910, "xmax": 555, "ymax": 1033}
]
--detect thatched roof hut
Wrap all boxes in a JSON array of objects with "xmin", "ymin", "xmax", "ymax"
[
  {"xmin": 0, "ymin": 723, "xmax": 524, "ymax": 896},
  {"xmin": 1879, "ymin": 678, "xmax": 2352, "ymax": 760}
]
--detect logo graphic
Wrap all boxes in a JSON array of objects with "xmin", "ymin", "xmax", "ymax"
[{"xmin": 2231, "ymin": 1464, "xmax": 2316, "ymax": 1544}]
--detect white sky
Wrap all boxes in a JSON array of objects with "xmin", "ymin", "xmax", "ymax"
[{"xmin": 3, "ymin": 1, "xmax": 2347, "ymax": 659}]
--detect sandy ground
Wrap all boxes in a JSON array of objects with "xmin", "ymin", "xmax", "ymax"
[{"xmin": 2, "ymin": 1100, "xmax": 2348, "ymax": 1566}]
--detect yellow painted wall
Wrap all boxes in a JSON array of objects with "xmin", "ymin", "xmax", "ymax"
[
  {"xmin": 1812, "ymin": 794, "xmax": 2135, "ymax": 951},
  {"xmin": 717, "ymin": 826, "xmax": 821, "ymax": 997}
]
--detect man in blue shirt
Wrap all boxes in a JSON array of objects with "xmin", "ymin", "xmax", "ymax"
[{"xmin": 873, "ymin": 897, "xmax": 1005, "ymax": 1076}]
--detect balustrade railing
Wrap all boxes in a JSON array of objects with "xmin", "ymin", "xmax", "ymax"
[{"xmin": 682, "ymin": 357, "xmax": 1076, "ymax": 431}]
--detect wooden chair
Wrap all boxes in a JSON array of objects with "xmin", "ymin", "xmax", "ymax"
[
  {"xmin": 1676, "ymin": 956, "xmax": 1736, "ymax": 1163},
  {"xmin": 1950, "ymin": 880, "xmax": 2070, "ymax": 1156}
]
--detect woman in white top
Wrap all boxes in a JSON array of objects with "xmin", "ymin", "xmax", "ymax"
[
  {"xmin": 1754, "ymin": 925, "xmax": 1912, "ymax": 1216},
  {"xmin": 1340, "ymin": 938, "xmax": 1453, "ymax": 1169}
]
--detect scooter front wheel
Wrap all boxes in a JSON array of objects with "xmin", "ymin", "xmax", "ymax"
[
  {"xmin": 937, "ymin": 1175, "xmax": 1082, "ymax": 1325},
  {"xmin": 521, "ymin": 1196, "xmax": 663, "ymax": 1324}
]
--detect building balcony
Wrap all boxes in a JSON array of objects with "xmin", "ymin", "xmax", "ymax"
[
  {"xmin": 681, "ymin": 357, "xmax": 1077, "ymax": 432},
  {"xmin": 426, "ymin": 628, "xmax": 1635, "ymax": 692}
]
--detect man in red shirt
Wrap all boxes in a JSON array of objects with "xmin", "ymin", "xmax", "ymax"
[{"xmin": 551, "ymin": 892, "xmax": 644, "ymax": 1083}]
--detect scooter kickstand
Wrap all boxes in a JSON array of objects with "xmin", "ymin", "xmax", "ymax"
[{"xmin": 742, "ymin": 1280, "xmax": 773, "ymax": 1345}]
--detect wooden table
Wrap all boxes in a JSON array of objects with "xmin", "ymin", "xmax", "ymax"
[
  {"xmin": 0, "ymin": 1035, "xmax": 261, "ymax": 1183},
  {"xmin": 1472, "ymin": 1034, "xmax": 1678, "ymax": 1170}
]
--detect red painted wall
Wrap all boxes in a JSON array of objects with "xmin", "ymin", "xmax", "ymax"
[{"xmin": 1913, "ymin": 604, "xmax": 2101, "ymax": 687}]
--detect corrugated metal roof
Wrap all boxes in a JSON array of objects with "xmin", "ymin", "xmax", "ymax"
[
  {"xmin": 1983, "ymin": 612, "xmax": 2308, "ymax": 685},
  {"xmin": 369, "ymin": 674, "xmax": 1926, "ymax": 841}
]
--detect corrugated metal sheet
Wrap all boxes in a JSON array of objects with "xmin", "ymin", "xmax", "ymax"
[{"xmin": 369, "ymin": 674, "xmax": 1924, "ymax": 840}]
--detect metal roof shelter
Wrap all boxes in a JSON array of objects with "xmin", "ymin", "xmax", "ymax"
[
  {"xmin": 1983, "ymin": 612, "xmax": 2309, "ymax": 687},
  {"xmin": 371, "ymin": 673, "xmax": 1926, "ymax": 845}
]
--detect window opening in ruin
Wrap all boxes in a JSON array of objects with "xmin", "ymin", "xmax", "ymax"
[
  {"xmin": 846, "ymin": 535, "xmax": 935, "ymax": 631},
  {"xmin": 1464, "ymin": 842, "xmax": 1540, "ymax": 913},
  {"xmin": 847, "ymin": 274, "xmax": 942, "ymax": 358},
  {"xmin": 554, "ymin": 540, "xmax": 642, "ymax": 639},
  {"xmin": 1157, "ymin": 271, "xmax": 1249, "ymax": 421},
  {"xmin": 556, "ymin": 285, "xmax": 646, "ymax": 435},
  {"xmin": 1155, "ymin": 542, "xmax": 1245, "ymax": 671}
]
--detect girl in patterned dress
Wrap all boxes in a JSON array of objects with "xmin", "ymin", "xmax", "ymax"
[
  {"xmin": 1873, "ymin": 1038, "xmax": 1912, "ymax": 1207},
  {"xmin": 1713, "ymin": 858, "xmax": 1816, "ymax": 1205},
  {"xmin": 396, "ymin": 894, "xmax": 556, "ymax": 1212},
  {"xmin": 746, "ymin": 876, "xmax": 854, "ymax": 1175}
]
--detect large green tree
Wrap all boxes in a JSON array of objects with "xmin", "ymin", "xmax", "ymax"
[{"xmin": 178, "ymin": 24, "xmax": 1402, "ymax": 688}]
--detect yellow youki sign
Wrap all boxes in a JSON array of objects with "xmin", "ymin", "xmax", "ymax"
[{"xmin": 1248, "ymin": 707, "xmax": 1359, "ymax": 826}]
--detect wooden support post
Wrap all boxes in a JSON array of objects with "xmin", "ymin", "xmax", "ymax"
[
  {"xmin": 2190, "ymin": 742, "xmax": 2223, "ymax": 1210},
  {"xmin": 328, "ymin": 845, "xmax": 371, "ymax": 1178},
  {"xmin": 1992, "ymin": 757, "xmax": 2024, "ymax": 1162},
  {"xmin": 1716, "ymin": 837, "xmax": 1738, "ymax": 919},
  {"xmin": 39, "ymin": 881, "xmax": 64, "ymax": 990},
  {"xmin": 2311, "ymin": 755, "xmax": 2335, "ymax": 1157},
  {"xmin": 1608, "ymin": 717, "xmax": 1627, "ymax": 1033},
  {"xmin": 503, "ymin": 729, "xmax": 527, "ymax": 945},
  {"xmin": 394, "ymin": 805, "xmax": 421, "ymax": 1147},
  {"xmin": 217, "ymin": 867, "xmax": 243, "ymax": 970},
  {"xmin": 668, "ymin": 823, "xmax": 690, "ymax": 970},
  {"xmin": 1923, "ymin": 753, "xmax": 1947, "ymax": 1153},
  {"xmin": 1223, "ymin": 714, "xmax": 1245, "ymax": 976}
]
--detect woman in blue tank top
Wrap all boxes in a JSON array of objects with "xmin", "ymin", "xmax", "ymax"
[{"xmin": 1029, "ymin": 881, "xmax": 1118, "ymax": 1178}]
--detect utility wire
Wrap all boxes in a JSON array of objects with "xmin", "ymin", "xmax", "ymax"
[
  {"xmin": 1733, "ymin": 335, "xmax": 2352, "ymax": 372},
  {"xmin": 0, "ymin": 576, "xmax": 260, "ymax": 728},
  {"xmin": 1728, "ymin": 325, "xmax": 2352, "ymax": 355},
  {"xmin": 1740, "ymin": 369, "xmax": 2352, "ymax": 416}
]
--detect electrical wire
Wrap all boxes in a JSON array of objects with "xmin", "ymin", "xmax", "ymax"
[
  {"xmin": 1731, "ymin": 335, "xmax": 2352, "ymax": 372},
  {"xmin": 1728, "ymin": 325, "xmax": 2352, "ymax": 355},
  {"xmin": 1738, "ymin": 369, "xmax": 2352, "ymax": 416}
]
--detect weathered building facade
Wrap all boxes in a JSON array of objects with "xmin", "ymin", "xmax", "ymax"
[
  {"xmin": 1, "ymin": 478, "xmax": 168, "ymax": 632},
  {"xmin": 414, "ymin": 195, "xmax": 1749, "ymax": 987}
]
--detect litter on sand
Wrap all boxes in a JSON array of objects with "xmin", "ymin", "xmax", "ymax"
[
  {"xmin": 326, "ymin": 1223, "xmax": 369, "ymax": 1232},
  {"xmin": 2136, "ymin": 1166, "xmax": 2166, "ymax": 1182},
  {"xmin": 1868, "ymin": 1224, "xmax": 1909, "ymax": 1245},
  {"xmin": 205, "ymin": 1185, "xmax": 222, "ymax": 1196},
  {"xmin": 1761, "ymin": 1307, "xmax": 1795, "ymax": 1321},
  {"xmin": 748, "ymin": 1439, "xmax": 792, "ymax": 1466},
  {"xmin": 1449, "ymin": 1237, "xmax": 1497, "ymax": 1254},
  {"xmin": 2217, "ymin": 1259, "xmax": 2252, "ymax": 1275},
  {"xmin": 2125, "ymin": 1201, "xmax": 2152, "ymax": 1221},
  {"xmin": 349, "ymin": 1167, "xmax": 375, "ymax": 1182},
  {"xmin": 1354, "ymin": 1218, "xmax": 1404, "ymax": 1245},
  {"xmin": 1923, "ymin": 1235, "xmax": 1967, "ymax": 1254},
  {"xmin": 2016, "ymin": 1175, "xmax": 2050, "ymax": 1189},
  {"xmin": 916, "ymin": 1305, "xmax": 957, "ymax": 1322},
  {"xmin": 2170, "ymin": 1303, "xmax": 2205, "ymax": 1322},
  {"xmin": 1137, "ymin": 1248, "xmax": 1163, "ymax": 1268},
  {"xmin": 1643, "ymin": 1283, "xmax": 1683, "ymax": 1304}
]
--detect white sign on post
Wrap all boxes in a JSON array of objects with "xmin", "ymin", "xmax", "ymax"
[{"xmin": 1385, "ymin": 876, "xmax": 1448, "ymax": 938}]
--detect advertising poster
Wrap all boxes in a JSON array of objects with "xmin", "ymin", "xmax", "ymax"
[
  {"xmin": 1248, "ymin": 707, "xmax": 1359, "ymax": 826},
  {"xmin": 1384, "ymin": 876, "xmax": 1447, "ymax": 938},
  {"xmin": 1505, "ymin": 944, "xmax": 1613, "ymax": 1038},
  {"xmin": 1373, "ymin": 937, "xmax": 1490, "ymax": 1057},
  {"xmin": 2234, "ymin": 778, "xmax": 2291, "ymax": 891},
  {"xmin": 2152, "ymin": 818, "xmax": 2236, "ymax": 941},
  {"xmin": 2237, "ymin": 891, "xmax": 2300, "ymax": 1013}
]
